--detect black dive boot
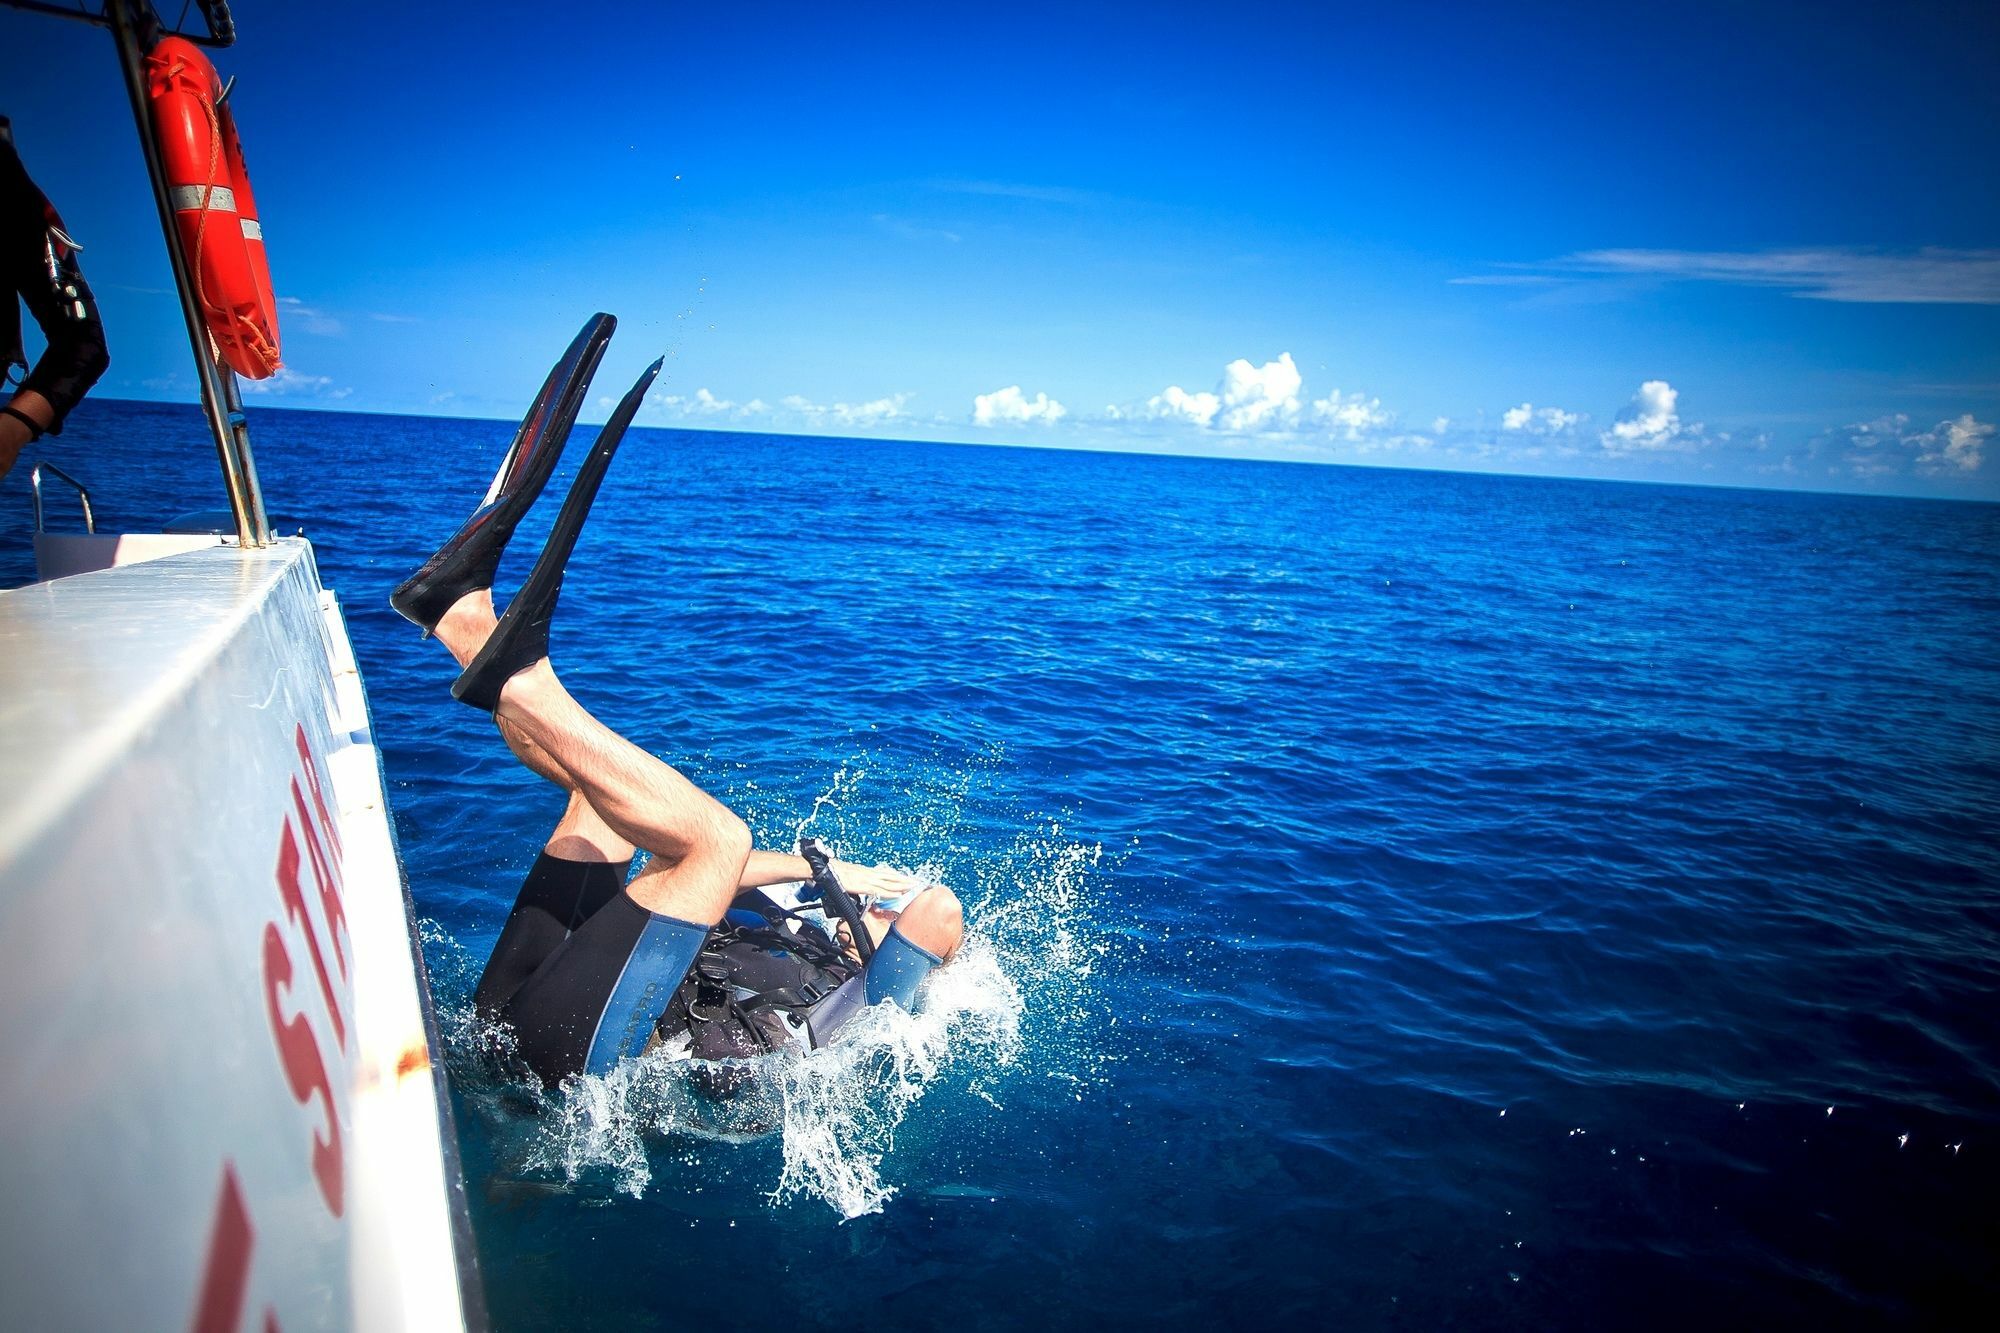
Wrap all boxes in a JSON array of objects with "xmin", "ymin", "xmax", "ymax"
[
  {"xmin": 451, "ymin": 357, "xmax": 664, "ymax": 712},
  {"xmin": 389, "ymin": 312, "xmax": 616, "ymax": 633}
]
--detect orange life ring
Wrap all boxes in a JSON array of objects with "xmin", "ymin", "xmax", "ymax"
[{"xmin": 144, "ymin": 35, "xmax": 282, "ymax": 380}]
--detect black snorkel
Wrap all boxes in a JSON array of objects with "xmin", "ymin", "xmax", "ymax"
[{"xmin": 799, "ymin": 837, "xmax": 876, "ymax": 965}]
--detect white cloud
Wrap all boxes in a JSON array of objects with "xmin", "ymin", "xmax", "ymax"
[
  {"xmin": 640, "ymin": 388, "xmax": 911, "ymax": 431},
  {"xmin": 1922, "ymin": 414, "xmax": 1991, "ymax": 473},
  {"xmin": 1841, "ymin": 412, "xmax": 1991, "ymax": 476},
  {"xmin": 836, "ymin": 396, "xmax": 910, "ymax": 426},
  {"xmin": 780, "ymin": 392, "xmax": 911, "ymax": 428},
  {"xmin": 1142, "ymin": 384, "xmax": 1221, "ymax": 427},
  {"xmin": 1216, "ymin": 353, "xmax": 1302, "ymax": 432},
  {"xmin": 1139, "ymin": 353, "xmax": 1303, "ymax": 433},
  {"xmin": 1310, "ymin": 388, "xmax": 1391, "ymax": 440},
  {"xmin": 1431, "ymin": 416, "xmax": 1451, "ymax": 435},
  {"xmin": 239, "ymin": 366, "xmax": 351, "ymax": 399},
  {"xmin": 1144, "ymin": 382, "xmax": 1216, "ymax": 422},
  {"xmin": 1601, "ymin": 380, "xmax": 1701, "ymax": 453},
  {"xmin": 1120, "ymin": 353, "xmax": 1410, "ymax": 445},
  {"xmin": 1560, "ymin": 248, "xmax": 2000, "ymax": 305},
  {"xmin": 973, "ymin": 385, "xmax": 1067, "ymax": 426},
  {"xmin": 653, "ymin": 388, "xmax": 761, "ymax": 419},
  {"xmin": 1502, "ymin": 402, "xmax": 1585, "ymax": 435}
]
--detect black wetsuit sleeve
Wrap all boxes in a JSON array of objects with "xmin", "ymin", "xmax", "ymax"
[{"xmin": 3, "ymin": 127, "xmax": 109, "ymax": 435}]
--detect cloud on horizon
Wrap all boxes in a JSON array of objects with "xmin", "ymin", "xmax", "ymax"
[
  {"xmin": 1839, "ymin": 412, "xmax": 1992, "ymax": 477},
  {"xmin": 239, "ymin": 366, "xmax": 351, "ymax": 400},
  {"xmin": 597, "ymin": 360, "xmax": 1989, "ymax": 491},
  {"xmin": 1502, "ymin": 403, "xmax": 1585, "ymax": 436},
  {"xmin": 1125, "ymin": 353, "xmax": 1307, "ymax": 434},
  {"xmin": 1311, "ymin": 388, "xmax": 1393, "ymax": 441},
  {"xmin": 779, "ymin": 392, "xmax": 911, "ymax": 428},
  {"xmin": 1601, "ymin": 380, "xmax": 1704, "ymax": 453},
  {"xmin": 632, "ymin": 388, "xmax": 910, "ymax": 430},
  {"xmin": 973, "ymin": 385, "xmax": 1067, "ymax": 426}
]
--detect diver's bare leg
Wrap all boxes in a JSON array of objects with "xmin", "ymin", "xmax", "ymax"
[
  {"xmin": 544, "ymin": 787, "xmax": 637, "ymax": 864},
  {"xmin": 492, "ymin": 660, "xmax": 750, "ymax": 926},
  {"xmin": 433, "ymin": 591, "xmax": 574, "ymax": 789},
  {"xmin": 435, "ymin": 589, "xmax": 732, "ymax": 914}
]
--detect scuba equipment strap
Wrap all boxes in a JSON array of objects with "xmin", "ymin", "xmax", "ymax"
[{"xmin": 799, "ymin": 837, "xmax": 875, "ymax": 965}]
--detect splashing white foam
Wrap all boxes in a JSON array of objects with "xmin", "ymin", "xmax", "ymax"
[{"xmin": 769, "ymin": 937, "xmax": 1022, "ymax": 1216}]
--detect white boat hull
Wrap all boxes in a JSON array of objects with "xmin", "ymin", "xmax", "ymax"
[{"xmin": 0, "ymin": 540, "xmax": 479, "ymax": 1330}]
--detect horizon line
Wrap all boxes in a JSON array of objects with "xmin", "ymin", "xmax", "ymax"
[{"xmin": 81, "ymin": 394, "xmax": 1998, "ymax": 509}]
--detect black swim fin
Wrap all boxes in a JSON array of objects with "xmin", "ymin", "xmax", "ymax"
[
  {"xmin": 390, "ymin": 312, "xmax": 616, "ymax": 634},
  {"xmin": 451, "ymin": 356, "xmax": 664, "ymax": 712}
]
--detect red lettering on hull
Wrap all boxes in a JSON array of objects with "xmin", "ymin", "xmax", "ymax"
[
  {"xmin": 262, "ymin": 920, "xmax": 344, "ymax": 1216},
  {"xmin": 190, "ymin": 1165, "xmax": 252, "ymax": 1333},
  {"xmin": 274, "ymin": 823, "xmax": 347, "ymax": 1052},
  {"xmin": 189, "ymin": 1164, "xmax": 283, "ymax": 1333}
]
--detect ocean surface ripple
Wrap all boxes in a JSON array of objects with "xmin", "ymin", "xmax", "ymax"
[{"xmin": 7, "ymin": 400, "xmax": 1997, "ymax": 1330}]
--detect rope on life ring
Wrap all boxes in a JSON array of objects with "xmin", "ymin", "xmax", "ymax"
[{"xmin": 144, "ymin": 35, "xmax": 282, "ymax": 380}]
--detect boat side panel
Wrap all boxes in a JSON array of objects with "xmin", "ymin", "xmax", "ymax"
[
  {"xmin": 0, "ymin": 545, "xmax": 354, "ymax": 1330},
  {"xmin": 0, "ymin": 542, "xmax": 472, "ymax": 1331}
]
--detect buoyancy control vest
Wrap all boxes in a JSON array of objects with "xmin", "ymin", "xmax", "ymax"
[{"xmin": 652, "ymin": 892, "xmax": 861, "ymax": 1068}]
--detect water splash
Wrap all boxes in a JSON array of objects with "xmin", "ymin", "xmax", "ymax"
[
  {"xmin": 768, "ymin": 937, "xmax": 1022, "ymax": 1216},
  {"xmin": 428, "ymin": 775, "xmax": 1116, "ymax": 1220}
]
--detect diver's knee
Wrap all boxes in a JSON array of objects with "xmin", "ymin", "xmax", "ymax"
[
  {"xmin": 705, "ymin": 803, "xmax": 752, "ymax": 869},
  {"xmin": 901, "ymin": 885, "xmax": 963, "ymax": 959}
]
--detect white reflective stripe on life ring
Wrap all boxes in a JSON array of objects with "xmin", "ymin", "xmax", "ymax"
[
  {"xmin": 241, "ymin": 218, "xmax": 263, "ymax": 240},
  {"xmin": 169, "ymin": 183, "xmax": 238, "ymax": 213}
]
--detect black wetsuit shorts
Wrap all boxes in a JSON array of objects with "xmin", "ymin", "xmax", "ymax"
[{"xmin": 473, "ymin": 852, "xmax": 706, "ymax": 1084}]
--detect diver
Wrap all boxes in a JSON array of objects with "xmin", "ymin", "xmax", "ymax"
[
  {"xmin": 392, "ymin": 314, "xmax": 962, "ymax": 1087},
  {"xmin": 1, "ymin": 116, "xmax": 109, "ymax": 484}
]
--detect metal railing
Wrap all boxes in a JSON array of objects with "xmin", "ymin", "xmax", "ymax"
[
  {"xmin": 103, "ymin": 0, "xmax": 270, "ymax": 547},
  {"xmin": 0, "ymin": 0, "xmax": 234, "ymax": 47},
  {"xmin": 6, "ymin": 1, "xmax": 268, "ymax": 547},
  {"xmin": 30, "ymin": 461, "xmax": 95, "ymax": 535}
]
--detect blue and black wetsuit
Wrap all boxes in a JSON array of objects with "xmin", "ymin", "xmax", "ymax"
[{"xmin": 473, "ymin": 853, "xmax": 942, "ymax": 1086}]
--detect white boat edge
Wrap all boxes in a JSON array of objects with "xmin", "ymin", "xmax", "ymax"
[{"xmin": 0, "ymin": 538, "xmax": 483, "ymax": 1330}]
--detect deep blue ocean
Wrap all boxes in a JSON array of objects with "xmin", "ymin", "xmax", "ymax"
[{"xmin": 6, "ymin": 398, "xmax": 1998, "ymax": 1330}]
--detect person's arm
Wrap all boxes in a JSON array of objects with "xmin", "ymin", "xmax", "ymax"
[
  {"xmin": 7, "ymin": 239, "xmax": 109, "ymax": 450},
  {"xmin": 735, "ymin": 848, "xmax": 929, "ymax": 900},
  {"xmin": 1, "ymin": 123, "xmax": 109, "ymax": 484},
  {"xmin": 0, "ymin": 387, "xmax": 54, "ymax": 480},
  {"xmin": 738, "ymin": 849, "xmax": 811, "ymax": 889}
]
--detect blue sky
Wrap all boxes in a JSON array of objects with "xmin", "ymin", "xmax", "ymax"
[{"xmin": 4, "ymin": 0, "xmax": 1996, "ymax": 496}]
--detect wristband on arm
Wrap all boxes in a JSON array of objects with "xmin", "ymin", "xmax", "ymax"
[{"xmin": 1, "ymin": 404, "xmax": 43, "ymax": 440}]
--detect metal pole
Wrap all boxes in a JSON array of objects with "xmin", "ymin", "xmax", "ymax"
[{"xmin": 103, "ymin": 0, "xmax": 270, "ymax": 547}]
